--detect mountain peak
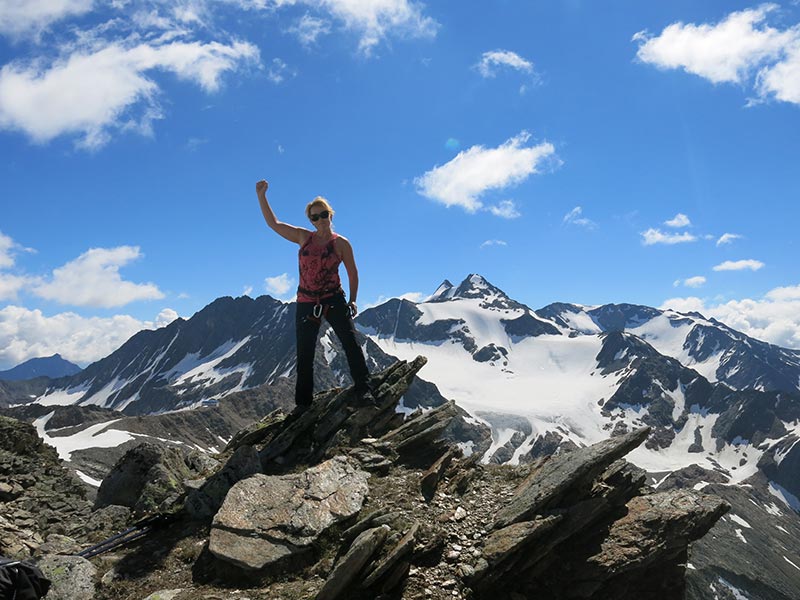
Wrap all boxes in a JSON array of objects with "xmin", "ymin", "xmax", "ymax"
[
  {"xmin": 427, "ymin": 274, "xmax": 526, "ymax": 311},
  {"xmin": 430, "ymin": 274, "xmax": 504, "ymax": 302}
]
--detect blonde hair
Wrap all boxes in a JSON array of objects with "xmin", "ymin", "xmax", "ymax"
[{"xmin": 305, "ymin": 196, "xmax": 335, "ymax": 220}]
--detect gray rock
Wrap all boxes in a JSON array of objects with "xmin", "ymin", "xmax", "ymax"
[
  {"xmin": 209, "ymin": 456, "xmax": 369, "ymax": 570},
  {"xmin": 184, "ymin": 444, "xmax": 261, "ymax": 519},
  {"xmin": 33, "ymin": 534, "xmax": 81, "ymax": 557},
  {"xmin": 494, "ymin": 427, "xmax": 650, "ymax": 529},
  {"xmin": 37, "ymin": 554, "xmax": 97, "ymax": 600},
  {"xmin": 361, "ymin": 522, "xmax": 419, "ymax": 588},
  {"xmin": 142, "ymin": 590, "xmax": 185, "ymax": 600},
  {"xmin": 94, "ymin": 442, "xmax": 196, "ymax": 515},
  {"xmin": 420, "ymin": 447, "xmax": 458, "ymax": 501},
  {"xmin": 317, "ymin": 525, "xmax": 390, "ymax": 600},
  {"xmin": 472, "ymin": 516, "xmax": 562, "ymax": 585}
]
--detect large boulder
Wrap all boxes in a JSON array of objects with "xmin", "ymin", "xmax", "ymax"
[
  {"xmin": 209, "ymin": 456, "xmax": 369, "ymax": 570},
  {"xmin": 95, "ymin": 442, "xmax": 200, "ymax": 515},
  {"xmin": 37, "ymin": 554, "xmax": 96, "ymax": 600}
]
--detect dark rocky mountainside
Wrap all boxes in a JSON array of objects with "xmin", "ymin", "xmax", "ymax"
[{"xmin": 1, "ymin": 359, "xmax": 731, "ymax": 600}]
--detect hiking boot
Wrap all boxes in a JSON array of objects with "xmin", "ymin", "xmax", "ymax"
[{"xmin": 290, "ymin": 402, "xmax": 311, "ymax": 417}]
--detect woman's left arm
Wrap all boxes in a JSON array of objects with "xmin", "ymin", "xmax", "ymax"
[{"xmin": 337, "ymin": 237, "xmax": 360, "ymax": 316}]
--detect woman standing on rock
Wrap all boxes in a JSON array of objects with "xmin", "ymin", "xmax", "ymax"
[{"xmin": 256, "ymin": 179, "xmax": 371, "ymax": 411}]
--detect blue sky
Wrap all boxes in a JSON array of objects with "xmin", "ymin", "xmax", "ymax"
[{"xmin": 1, "ymin": 0, "xmax": 800, "ymax": 369}]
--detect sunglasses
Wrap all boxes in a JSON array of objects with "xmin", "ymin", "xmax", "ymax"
[{"xmin": 309, "ymin": 210, "xmax": 330, "ymax": 222}]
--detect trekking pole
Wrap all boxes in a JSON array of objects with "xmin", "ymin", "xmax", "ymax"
[{"xmin": 76, "ymin": 513, "xmax": 175, "ymax": 559}]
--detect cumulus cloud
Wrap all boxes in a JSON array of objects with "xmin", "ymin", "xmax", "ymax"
[
  {"xmin": 0, "ymin": 36, "xmax": 260, "ymax": 148},
  {"xmin": 717, "ymin": 233, "xmax": 743, "ymax": 245},
  {"xmin": 563, "ymin": 206, "xmax": 597, "ymax": 229},
  {"xmin": 0, "ymin": 304, "xmax": 180, "ymax": 370},
  {"xmin": 265, "ymin": 273, "xmax": 294, "ymax": 298},
  {"xmin": 480, "ymin": 240, "xmax": 508, "ymax": 249},
  {"xmin": 0, "ymin": 0, "xmax": 94, "ymax": 38},
  {"xmin": 664, "ymin": 213, "xmax": 691, "ymax": 227},
  {"xmin": 661, "ymin": 284, "xmax": 800, "ymax": 349},
  {"xmin": 713, "ymin": 259, "xmax": 764, "ymax": 271},
  {"xmin": 0, "ymin": 273, "xmax": 31, "ymax": 302},
  {"xmin": 475, "ymin": 49, "xmax": 534, "ymax": 78},
  {"xmin": 415, "ymin": 131, "xmax": 556, "ymax": 214},
  {"xmin": 641, "ymin": 228, "xmax": 697, "ymax": 245},
  {"xmin": 31, "ymin": 246, "xmax": 165, "ymax": 307},
  {"xmin": 674, "ymin": 276, "xmax": 706, "ymax": 288},
  {"xmin": 633, "ymin": 5, "xmax": 800, "ymax": 106}
]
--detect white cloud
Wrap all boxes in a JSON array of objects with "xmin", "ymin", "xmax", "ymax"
[
  {"xmin": 0, "ymin": 273, "xmax": 32, "ymax": 301},
  {"xmin": 266, "ymin": 57, "xmax": 294, "ymax": 83},
  {"xmin": 480, "ymin": 239, "xmax": 508, "ymax": 249},
  {"xmin": 415, "ymin": 131, "xmax": 556, "ymax": 213},
  {"xmin": 717, "ymin": 233, "xmax": 743, "ymax": 245},
  {"xmin": 475, "ymin": 49, "xmax": 534, "ymax": 78},
  {"xmin": 265, "ymin": 273, "xmax": 294, "ymax": 297},
  {"xmin": 0, "ymin": 0, "xmax": 94, "ymax": 38},
  {"xmin": 713, "ymin": 259, "xmax": 764, "ymax": 271},
  {"xmin": 633, "ymin": 5, "xmax": 800, "ymax": 106},
  {"xmin": 0, "ymin": 36, "xmax": 260, "ymax": 148},
  {"xmin": 243, "ymin": 285, "xmax": 254, "ymax": 296},
  {"xmin": 32, "ymin": 246, "xmax": 165, "ymax": 307},
  {"xmin": 155, "ymin": 307, "xmax": 179, "ymax": 327},
  {"xmin": 364, "ymin": 291, "xmax": 426, "ymax": 309},
  {"xmin": 757, "ymin": 40, "xmax": 800, "ymax": 104},
  {"xmin": 661, "ymin": 284, "xmax": 800, "ymax": 349},
  {"xmin": 258, "ymin": 0, "xmax": 437, "ymax": 55},
  {"xmin": 311, "ymin": 0, "xmax": 438, "ymax": 55},
  {"xmin": 488, "ymin": 200, "xmax": 521, "ymax": 219},
  {"xmin": 664, "ymin": 213, "xmax": 691, "ymax": 227},
  {"xmin": 287, "ymin": 13, "xmax": 331, "ymax": 46},
  {"xmin": 0, "ymin": 304, "xmax": 179, "ymax": 370},
  {"xmin": 641, "ymin": 228, "xmax": 697, "ymax": 245},
  {"xmin": 633, "ymin": 6, "xmax": 790, "ymax": 84},
  {"xmin": 0, "ymin": 231, "xmax": 17, "ymax": 269},
  {"xmin": 563, "ymin": 206, "xmax": 597, "ymax": 229},
  {"xmin": 679, "ymin": 276, "xmax": 707, "ymax": 288}
]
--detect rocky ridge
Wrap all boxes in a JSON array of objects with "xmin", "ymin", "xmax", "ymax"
[{"xmin": 1, "ymin": 358, "xmax": 730, "ymax": 599}]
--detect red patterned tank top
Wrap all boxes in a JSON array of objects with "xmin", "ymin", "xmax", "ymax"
[{"xmin": 297, "ymin": 232, "xmax": 342, "ymax": 303}]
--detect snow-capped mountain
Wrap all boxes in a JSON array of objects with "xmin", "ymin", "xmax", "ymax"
[
  {"xmin": 27, "ymin": 295, "xmax": 442, "ymax": 415},
  {"xmin": 357, "ymin": 274, "xmax": 800, "ymax": 599},
  {"xmin": 10, "ymin": 273, "xmax": 800, "ymax": 597},
  {"xmin": 358, "ymin": 275, "xmax": 800, "ymax": 488}
]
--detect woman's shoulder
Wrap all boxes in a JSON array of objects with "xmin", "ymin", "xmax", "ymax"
[{"xmin": 297, "ymin": 229, "xmax": 313, "ymax": 246}]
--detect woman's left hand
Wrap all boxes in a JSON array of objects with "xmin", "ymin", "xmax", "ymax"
[{"xmin": 348, "ymin": 301, "xmax": 358, "ymax": 317}]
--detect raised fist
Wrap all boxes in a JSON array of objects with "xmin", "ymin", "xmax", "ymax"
[{"xmin": 256, "ymin": 180, "xmax": 269, "ymax": 195}]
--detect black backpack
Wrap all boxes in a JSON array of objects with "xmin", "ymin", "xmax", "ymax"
[{"xmin": 0, "ymin": 558, "xmax": 51, "ymax": 600}]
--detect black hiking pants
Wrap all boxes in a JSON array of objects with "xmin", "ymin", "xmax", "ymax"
[{"xmin": 295, "ymin": 293, "xmax": 370, "ymax": 407}]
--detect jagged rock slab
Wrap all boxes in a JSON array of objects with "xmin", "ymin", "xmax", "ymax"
[
  {"xmin": 493, "ymin": 427, "xmax": 650, "ymax": 529},
  {"xmin": 317, "ymin": 525, "xmax": 390, "ymax": 600},
  {"xmin": 258, "ymin": 357, "xmax": 428, "ymax": 468},
  {"xmin": 209, "ymin": 456, "xmax": 369, "ymax": 570}
]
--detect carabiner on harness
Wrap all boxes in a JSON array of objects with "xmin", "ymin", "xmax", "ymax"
[{"xmin": 313, "ymin": 303, "xmax": 323, "ymax": 319}]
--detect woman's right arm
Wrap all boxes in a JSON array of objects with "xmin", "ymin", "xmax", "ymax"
[{"xmin": 256, "ymin": 180, "xmax": 308, "ymax": 244}]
